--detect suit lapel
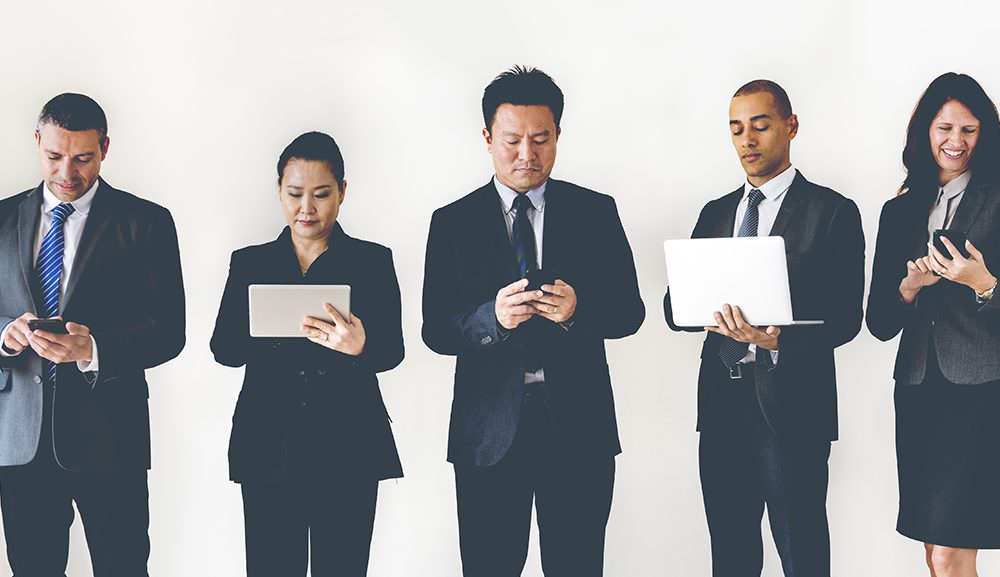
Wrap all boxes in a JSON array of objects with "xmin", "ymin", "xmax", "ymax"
[
  {"xmin": 62, "ymin": 180, "xmax": 115, "ymax": 311},
  {"xmin": 540, "ymin": 180, "xmax": 566, "ymax": 274},
  {"xmin": 476, "ymin": 181, "xmax": 519, "ymax": 285},
  {"xmin": 947, "ymin": 177, "xmax": 988, "ymax": 235},
  {"xmin": 767, "ymin": 170, "xmax": 807, "ymax": 238},
  {"xmin": 17, "ymin": 185, "xmax": 43, "ymax": 314},
  {"xmin": 713, "ymin": 188, "xmax": 743, "ymax": 238}
]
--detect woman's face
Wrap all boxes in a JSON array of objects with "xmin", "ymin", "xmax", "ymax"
[
  {"xmin": 930, "ymin": 99, "xmax": 981, "ymax": 184},
  {"xmin": 279, "ymin": 159, "xmax": 345, "ymax": 242}
]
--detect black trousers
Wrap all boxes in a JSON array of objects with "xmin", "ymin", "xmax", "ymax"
[
  {"xmin": 0, "ymin": 392, "xmax": 149, "ymax": 577},
  {"xmin": 699, "ymin": 366, "xmax": 831, "ymax": 577},
  {"xmin": 240, "ymin": 472, "xmax": 379, "ymax": 577},
  {"xmin": 454, "ymin": 387, "xmax": 616, "ymax": 577}
]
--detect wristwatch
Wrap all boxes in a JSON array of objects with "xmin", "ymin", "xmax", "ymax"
[{"xmin": 976, "ymin": 278, "xmax": 998, "ymax": 304}]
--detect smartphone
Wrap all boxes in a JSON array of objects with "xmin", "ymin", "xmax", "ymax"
[
  {"xmin": 932, "ymin": 229, "xmax": 971, "ymax": 260},
  {"xmin": 525, "ymin": 269, "xmax": 557, "ymax": 292},
  {"xmin": 27, "ymin": 319, "xmax": 68, "ymax": 334}
]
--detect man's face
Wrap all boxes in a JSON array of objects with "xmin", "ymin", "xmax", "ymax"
[
  {"xmin": 36, "ymin": 123, "xmax": 108, "ymax": 201},
  {"xmin": 484, "ymin": 104, "xmax": 559, "ymax": 193},
  {"xmin": 729, "ymin": 92, "xmax": 797, "ymax": 186}
]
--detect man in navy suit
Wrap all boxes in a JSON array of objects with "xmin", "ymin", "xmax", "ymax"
[
  {"xmin": 664, "ymin": 80, "xmax": 865, "ymax": 577},
  {"xmin": 422, "ymin": 66, "xmax": 644, "ymax": 577}
]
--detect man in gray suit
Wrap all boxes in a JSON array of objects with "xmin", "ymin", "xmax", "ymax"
[{"xmin": 0, "ymin": 93, "xmax": 185, "ymax": 576}]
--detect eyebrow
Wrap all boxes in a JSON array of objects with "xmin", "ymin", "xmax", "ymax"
[{"xmin": 501, "ymin": 130, "xmax": 552, "ymax": 138}]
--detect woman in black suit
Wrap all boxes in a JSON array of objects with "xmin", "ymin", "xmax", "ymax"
[
  {"xmin": 211, "ymin": 131, "xmax": 403, "ymax": 576},
  {"xmin": 868, "ymin": 73, "xmax": 1000, "ymax": 577}
]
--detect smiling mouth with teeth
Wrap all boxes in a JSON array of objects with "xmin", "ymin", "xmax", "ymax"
[{"xmin": 943, "ymin": 149, "xmax": 966, "ymax": 158}]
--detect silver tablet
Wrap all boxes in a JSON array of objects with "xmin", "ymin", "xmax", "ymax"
[{"xmin": 248, "ymin": 284, "xmax": 351, "ymax": 338}]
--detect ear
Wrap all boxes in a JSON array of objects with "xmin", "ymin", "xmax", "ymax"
[
  {"xmin": 482, "ymin": 127, "xmax": 493, "ymax": 151},
  {"xmin": 787, "ymin": 114, "xmax": 799, "ymax": 140},
  {"xmin": 338, "ymin": 180, "xmax": 347, "ymax": 204},
  {"xmin": 34, "ymin": 130, "xmax": 41, "ymax": 146},
  {"xmin": 556, "ymin": 126, "xmax": 561, "ymax": 141},
  {"xmin": 100, "ymin": 137, "xmax": 110, "ymax": 160}
]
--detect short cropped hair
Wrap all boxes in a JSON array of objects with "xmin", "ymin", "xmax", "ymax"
[
  {"xmin": 37, "ymin": 93, "xmax": 108, "ymax": 141},
  {"xmin": 733, "ymin": 79, "xmax": 793, "ymax": 119},
  {"xmin": 482, "ymin": 65, "xmax": 565, "ymax": 132},
  {"xmin": 277, "ymin": 131, "xmax": 346, "ymax": 188}
]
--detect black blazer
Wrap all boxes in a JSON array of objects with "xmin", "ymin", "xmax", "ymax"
[
  {"xmin": 211, "ymin": 224, "xmax": 403, "ymax": 483},
  {"xmin": 0, "ymin": 179, "xmax": 186, "ymax": 471},
  {"xmin": 422, "ymin": 178, "xmax": 645, "ymax": 467},
  {"xmin": 663, "ymin": 170, "xmax": 865, "ymax": 442},
  {"xmin": 867, "ymin": 178, "xmax": 1000, "ymax": 385}
]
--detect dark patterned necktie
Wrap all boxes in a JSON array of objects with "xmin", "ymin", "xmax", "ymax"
[
  {"xmin": 512, "ymin": 194, "xmax": 537, "ymax": 278},
  {"xmin": 718, "ymin": 189, "xmax": 765, "ymax": 368}
]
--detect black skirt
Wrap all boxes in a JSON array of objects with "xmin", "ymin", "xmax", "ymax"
[{"xmin": 895, "ymin": 348, "xmax": 1000, "ymax": 549}]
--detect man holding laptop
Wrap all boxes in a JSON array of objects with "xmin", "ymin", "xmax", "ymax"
[{"xmin": 663, "ymin": 80, "xmax": 865, "ymax": 577}]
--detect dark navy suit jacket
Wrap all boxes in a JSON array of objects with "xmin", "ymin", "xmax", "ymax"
[{"xmin": 422, "ymin": 178, "xmax": 644, "ymax": 467}]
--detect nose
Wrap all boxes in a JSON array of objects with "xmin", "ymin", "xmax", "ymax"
[
  {"xmin": 300, "ymin": 194, "xmax": 316, "ymax": 214},
  {"xmin": 742, "ymin": 132, "xmax": 758, "ymax": 149},
  {"xmin": 56, "ymin": 158, "xmax": 75, "ymax": 181},
  {"xmin": 517, "ymin": 139, "xmax": 535, "ymax": 162}
]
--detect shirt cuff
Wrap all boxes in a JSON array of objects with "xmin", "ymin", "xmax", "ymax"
[
  {"xmin": 0, "ymin": 322, "xmax": 20, "ymax": 357},
  {"xmin": 558, "ymin": 319, "xmax": 575, "ymax": 331},
  {"xmin": 76, "ymin": 336, "xmax": 99, "ymax": 373}
]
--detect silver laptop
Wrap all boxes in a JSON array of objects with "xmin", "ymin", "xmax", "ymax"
[
  {"xmin": 248, "ymin": 285, "xmax": 351, "ymax": 338},
  {"xmin": 663, "ymin": 237, "xmax": 822, "ymax": 328}
]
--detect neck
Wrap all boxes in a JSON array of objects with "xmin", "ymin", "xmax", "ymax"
[
  {"xmin": 291, "ymin": 233, "xmax": 329, "ymax": 267},
  {"xmin": 747, "ymin": 161, "xmax": 791, "ymax": 189},
  {"xmin": 939, "ymin": 169, "xmax": 966, "ymax": 187}
]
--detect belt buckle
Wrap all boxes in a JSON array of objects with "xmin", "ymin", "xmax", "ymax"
[{"xmin": 729, "ymin": 363, "xmax": 743, "ymax": 379}]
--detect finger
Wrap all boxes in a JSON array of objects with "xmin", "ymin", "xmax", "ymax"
[
  {"xmin": 531, "ymin": 294, "xmax": 566, "ymax": 307},
  {"xmin": 499, "ymin": 278, "xmax": 530, "ymax": 297},
  {"xmin": 906, "ymin": 260, "xmax": 919, "ymax": 273},
  {"xmin": 508, "ymin": 304, "xmax": 536, "ymax": 316},
  {"xmin": 765, "ymin": 326, "xmax": 781, "ymax": 336},
  {"xmin": 927, "ymin": 253, "xmax": 947, "ymax": 275},
  {"xmin": 705, "ymin": 326, "xmax": 724, "ymax": 335},
  {"xmin": 731, "ymin": 306, "xmax": 748, "ymax": 330},
  {"xmin": 306, "ymin": 335, "xmax": 333, "ymax": 348},
  {"xmin": 711, "ymin": 312, "xmax": 732, "ymax": 336},
  {"xmin": 720, "ymin": 305, "xmax": 738, "ymax": 332},
  {"xmin": 349, "ymin": 313, "xmax": 363, "ymax": 328},
  {"xmin": 914, "ymin": 258, "xmax": 929, "ymax": 274},
  {"xmin": 527, "ymin": 301, "xmax": 557, "ymax": 314},
  {"xmin": 554, "ymin": 279, "xmax": 569, "ymax": 287},
  {"xmin": 509, "ymin": 290, "xmax": 544, "ymax": 305},
  {"xmin": 64, "ymin": 322, "xmax": 90, "ymax": 336},
  {"xmin": 966, "ymin": 240, "xmax": 984, "ymax": 261},
  {"xmin": 540, "ymin": 284, "xmax": 568, "ymax": 296},
  {"xmin": 324, "ymin": 303, "xmax": 345, "ymax": 325},
  {"xmin": 927, "ymin": 243, "xmax": 952, "ymax": 266},
  {"xmin": 302, "ymin": 316, "xmax": 335, "ymax": 334},
  {"xmin": 939, "ymin": 237, "xmax": 967, "ymax": 263}
]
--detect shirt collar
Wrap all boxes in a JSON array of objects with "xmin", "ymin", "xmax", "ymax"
[
  {"xmin": 494, "ymin": 175, "xmax": 546, "ymax": 215},
  {"xmin": 743, "ymin": 165, "xmax": 796, "ymax": 202},
  {"xmin": 939, "ymin": 170, "xmax": 972, "ymax": 202},
  {"xmin": 42, "ymin": 179, "xmax": 100, "ymax": 216}
]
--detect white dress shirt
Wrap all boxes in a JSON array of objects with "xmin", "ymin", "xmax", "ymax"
[
  {"xmin": 494, "ymin": 176, "xmax": 548, "ymax": 384},
  {"xmin": 0, "ymin": 181, "xmax": 100, "ymax": 372},
  {"xmin": 733, "ymin": 164, "xmax": 797, "ymax": 364},
  {"xmin": 927, "ymin": 170, "xmax": 971, "ymax": 238}
]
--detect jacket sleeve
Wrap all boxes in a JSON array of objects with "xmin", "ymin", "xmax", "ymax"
[
  {"xmin": 88, "ymin": 207, "xmax": 186, "ymax": 383},
  {"xmin": 781, "ymin": 197, "xmax": 866, "ymax": 351},
  {"xmin": 353, "ymin": 247, "xmax": 405, "ymax": 374},
  {"xmin": 421, "ymin": 208, "xmax": 504, "ymax": 356},
  {"xmin": 865, "ymin": 200, "xmax": 914, "ymax": 341},
  {"xmin": 565, "ymin": 195, "xmax": 645, "ymax": 340},
  {"xmin": 210, "ymin": 249, "xmax": 252, "ymax": 368}
]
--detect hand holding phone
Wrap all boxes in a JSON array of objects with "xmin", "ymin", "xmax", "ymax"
[{"xmin": 932, "ymin": 229, "xmax": 971, "ymax": 260}]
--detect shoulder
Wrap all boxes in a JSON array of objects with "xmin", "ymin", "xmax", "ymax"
[
  {"xmin": 431, "ymin": 181, "xmax": 494, "ymax": 222},
  {"xmin": 548, "ymin": 179, "xmax": 617, "ymax": 210},
  {"xmin": 100, "ymin": 182, "xmax": 175, "ymax": 224},
  {"xmin": 793, "ymin": 174, "xmax": 855, "ymax": 209},
  {"xmin": 0, "ymin": 186, "xmax": 37, "ymax": 220},
  {"xmin": 340, "ymin": 230, "xmax": 394, "ymax": 262}
]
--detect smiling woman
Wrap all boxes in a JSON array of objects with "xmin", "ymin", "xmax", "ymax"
[{"xmin": 867, "ymin": 73, "xmax": 1000, "ymax": 577}]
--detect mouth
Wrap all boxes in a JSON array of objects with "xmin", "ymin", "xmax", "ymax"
[
  {"xmin": 742, "ymin": 153, "xmax": 761, "ymax": 162},
  {"xmin": 942, "ymin": 148, "xmax": 966, "ymax": 159},
  {"xmin": 514, "ymin": 167, "xmax": 539, "ymax": 173},
  {"xmin": 297, "ymin": 220, "xmax": 318, "ymax": 226},
  {"xmin": 54, "ymin": 182, "xmax": 81, "ymax": 192}
]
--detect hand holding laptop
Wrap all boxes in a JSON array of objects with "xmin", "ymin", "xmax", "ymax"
[
  {"xmin": 302, "ymin": 303, "xmax": 366, "ymax": 356},
  {"xmin": 705, "ymin": 303, "xmax": 780, "ymax": 351}
]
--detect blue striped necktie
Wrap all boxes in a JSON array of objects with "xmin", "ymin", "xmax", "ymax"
[
  {"xmin": 512, "ymin": 194, "xmax": 538, "ymax": 278},
  {"xmin": 37, "ymin": 201, "xmax": 75, "ymax": 382},
  {"xmin": 718, "ymin": 189, "xmax": 765, "ymax": 369}
]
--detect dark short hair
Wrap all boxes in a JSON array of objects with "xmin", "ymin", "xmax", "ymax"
[
  {"xmin": 900, "ymin": 72, "xmax": 1000, "ymax": 195},
  {"xmin": 277, "ymin": 131, "xmax": 346, "ymax": 188},
  {"xmin": 482, "ymin": 65, "xmax": 564, "ymax": 132},
  {"xmin": 37, "ymin": 93, "xmax": 108, "ymax": 142},
  {"xmin": 733, "ymin": 79, "xmax": 793, "ymax": 119}
]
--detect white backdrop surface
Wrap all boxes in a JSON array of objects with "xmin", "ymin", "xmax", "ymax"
[{"xmin": 1, "ymin": 0, "xmax": 999, "ymax": 575}]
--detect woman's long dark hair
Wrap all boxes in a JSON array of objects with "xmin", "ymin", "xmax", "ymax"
[{"xmin": 900, "ymin": 73, "xmax": 1000, "ymax": 196}]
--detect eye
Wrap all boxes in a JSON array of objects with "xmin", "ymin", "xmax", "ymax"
[
  {"xmin": 753, "ymin": 125, "xmax": 770, "ymax": 132},
  {"xmin": 533, "ymin": 139, "xmax": 549, "ymax": 145},
  {"xmin": 731, "ymin": 128, "xmax": 743, "ymax": 136},
  {"xmin": 963, "ymin": 127, "xmax": 978, "ymax": 135},
  {"xmin": 48, "ymin": 155, "xmax": 61, "ymax": 161},
  {"xmin": 288, "ymin": 192, "xmax": 302, "ymax": 198},
  {"xmin": 315, "ymin": 192, "xmax": 331, "ymax": 199},
  {"xmin": 505, "ymin": 140, "xmax": 519, "ymax": 146}
]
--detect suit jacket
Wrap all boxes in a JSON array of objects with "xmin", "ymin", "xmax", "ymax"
[
  {"xmin": 0, "ymin": 179, "xmax": 185, "ymax": 471},
  {"xmin": 663, "ymin": 170, "xmax": 865, "ymax": 442},
  {"xmin": 211, "ymin": 224, "xmax": 404, "ymax": 483},
  {"xmin": 867, "ymin": 178, "xmax": 1000, "ymax": 385},
  {"xmin": 422, "ymin": 178, "xmax": 645, "ymax": 467}
]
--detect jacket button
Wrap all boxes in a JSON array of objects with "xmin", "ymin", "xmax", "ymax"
[
  {"xmin": 33, "ymin": 375, "xmax": 42, "ymax": 384},
  {"xmin": 300, "ymin": 400, "xmax": 307, "ymax": 407},
  {"xmin": 481, "ymin": 335, "xmax": 493, "ymax": 345},
  {"xmin": 298, "ymin": 369, "xmax": 306, "ymax": 376},
  {"xmin": 317, "ymin": 368, "xmax": 327, "ymax": 376},
  {"xmin": 271, "ymin": 340, "xmax": 281, "ymax": 349}
]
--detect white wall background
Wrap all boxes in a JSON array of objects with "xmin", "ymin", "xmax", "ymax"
[{"xmin": 1, "ymin": 0, "xmax": 998, "ymax": 574}]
